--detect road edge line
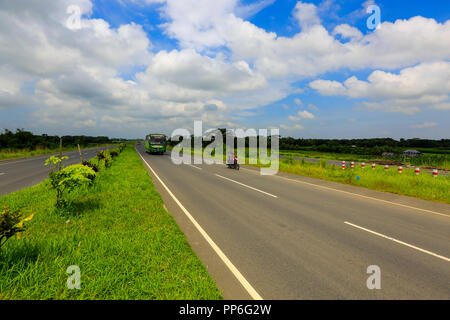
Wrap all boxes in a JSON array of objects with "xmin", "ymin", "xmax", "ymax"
[{"xmin": 136, "ymin": 147, "xmax": 264, "ymax": 300}]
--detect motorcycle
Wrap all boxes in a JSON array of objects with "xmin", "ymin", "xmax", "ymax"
[{"xmin": 227, "ymin": 157, "xmax": 240, "ymax": 170}]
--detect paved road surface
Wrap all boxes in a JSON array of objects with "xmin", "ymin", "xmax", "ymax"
[
  {"xmin": 0, "ymin": 146, "xmax": 115, "ymax": 197},
  {"xmin": 136, "ymin": 144, "xmax": 449, "ymax": 299}
]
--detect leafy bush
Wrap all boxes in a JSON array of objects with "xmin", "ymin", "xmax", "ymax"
[
  {"xmin": 45, "ymin": 156, "xmax": 96, "ymax": 208},
  {"xmin": 96, "ymin": 150, "xmax": 106, "ymax": 167},
  {"xmin": 104, "ymin": 153, "xmax": 112, "ymax": 168},
  {"xmin": 82, "ymin": 161, "xmax": 99, "ymax": 183},
  {"xmin": 82, "ymin": 161, "xmax": 99, "ymax": 172},
  {"xmin": 110, "ymin": 151, "xmax": 119, "ymax": 159},
  {"xmin": 0, "ymin": 206, "xmax": 34, "ymax": 250}
]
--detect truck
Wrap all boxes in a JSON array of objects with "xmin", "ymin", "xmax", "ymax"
[{"xmin": 145, "ymin": 134, "xmax": 168, "ymax": 155}]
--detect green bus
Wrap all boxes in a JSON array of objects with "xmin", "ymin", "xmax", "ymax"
[{"xmin": 145, "ymin": 134, "xmax": 168, "ymax": 154}]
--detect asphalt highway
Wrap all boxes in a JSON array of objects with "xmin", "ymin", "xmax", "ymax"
[
  {"xmin": 137, "ymin": 144, "xmax": 450, "ymax": 299},
  {"xmin": 0, "ymin": 146, "xmax": 115, "ymax": 197}
]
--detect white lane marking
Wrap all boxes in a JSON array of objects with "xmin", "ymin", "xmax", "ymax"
[
  {"xmin": 215, "ymin": 174, "xmax": 278, "ymax": 199},
  {"xmin": 0, "ymin": 173, "xmax": 4, "ymax": 176},
  {"xmin": 187, "ymin": 164, "xmax": 202, "ymax": 170},
  {"xmin": 136, "ymin": 148, "xmax": 263, "ymax": 300},
  {"xmin": 272, "ymin": 174, "xmax": 448, "ymax": 218},
  {"xmin": 344, "ymin": 221, "xmax": 450, "ymax": 262}
]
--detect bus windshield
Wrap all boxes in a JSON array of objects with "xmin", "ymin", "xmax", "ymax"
[{"xmin": 150, "ymin": 135, "xmax": 166, "ymax": 144}]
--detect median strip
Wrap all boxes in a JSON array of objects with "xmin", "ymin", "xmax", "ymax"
[
  {"xmin": 215, "ymin": 174, "xmax": 278, "ymax": 199},
  {"xmin": 344, "ymin": 221, "xmax": 450, "ymax": 262}
]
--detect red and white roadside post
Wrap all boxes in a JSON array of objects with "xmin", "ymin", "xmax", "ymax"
[
  {"xmin": 415, "ymin": 167, "xmax": 420, "ymax": 175},
  {"xmin": 361, "ymin": 162, "xmax": 365, "ymax": 169},
  {"xmin": 398, "ymin": 166, "xmax": 403, "ymax": 174},
  {"xmin": 433, "ymin": 169, "xmax": 438, "ymax": 178},
  {"xmin": 384, "ymin": 165, "xmax": 389, "ymax": 171},
  {"xmin": 351, "ymin": 161, "xmax": 355, "ymax": 169},
  {"xmin": 342, "ymin": 161, "xmax": 346, "ymax": 169},
  {"xmin": 372, "ymin": 163, "xmax": 376, "ymax": 169}
]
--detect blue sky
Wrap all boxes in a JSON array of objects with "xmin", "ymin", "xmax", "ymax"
[{"xmin": 0, "ymin": 0, "xmax": 449, "ymax": 139}]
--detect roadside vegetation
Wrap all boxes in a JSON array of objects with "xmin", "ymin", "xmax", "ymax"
[
  {"xmin": 0, "ymin": 144, "xmax": 222, "ymax": 300},
  {"xmin": 0, "ymin": 144, "xmax": 115, "ymax": 162},
  {"xmin": 273, "ymin": 156, "xmax": 449, "ymax": 203},
  {"xmin": 0, "ymin": 129, "xmax": 127, "ymax": 161}
]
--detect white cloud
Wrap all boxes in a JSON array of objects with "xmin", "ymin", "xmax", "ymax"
[
  {"xmin": 297, "ymin": 110, "xmax": 315, "ymax": 119},
  {"xmin": 411, "ymin": 122, "xmax": 437, "ymax": 129},
  {"xmin": 294, "ymin": 98, "xmax": 303, "ymax": 106},
  {"xmin": 1, "ymin": 0, "xmax": 449, "ymax": 136},
  {"xmin": 294, "ymin": 1, "xmax": 321, "ymax": 30},
  {"xmin": 310, "ymin": 61, "xmax": 450, "ymax": 114}
]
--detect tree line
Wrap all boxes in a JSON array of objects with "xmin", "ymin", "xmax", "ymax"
[
  {"xmin": 168, "ymin": 128, "xmax": 449, "ymax": 156},
  {"xmin": 0, "ymin": 129, "xmax": 113, "ymax": 150}
]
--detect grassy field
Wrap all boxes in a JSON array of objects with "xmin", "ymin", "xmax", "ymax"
[
  {"xmin": 280, "ymin": 149, "xmax": 450, "ymax": 170},
  {"xmin": 0, "ymin": 144, "xmax": 115, "ymax": 161},
  {"xmin": 274, "ymin": 157, "xmax": 449, "ymax": 203},
  {"xmin": 0, "ymin": 145, "xmax": 222, "ymax": 300}
]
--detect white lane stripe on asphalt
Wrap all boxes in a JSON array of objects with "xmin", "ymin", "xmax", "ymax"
[
  {"xmin": 187, "ymin": 164, "xmax": 202, "ymax": 170},
  {"xmin": 136, "ymin": 148, "xmax": 263, "ymax": 300},
  {"xmin": 0, "ymin": 173, "xmax": 4, "ymax": 176},
  {"xmin": 273, "ymin": 174, "xmax": 448, "ymax": 218},
  {"xmin": 344, "ymin": 221, "xmax": 450, "ymax": 262},
  {"xmin": 215, "ymin": 174, "xmax": 278, "ymax": 198}
]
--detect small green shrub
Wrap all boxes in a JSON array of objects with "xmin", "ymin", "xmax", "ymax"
[
  {"xmin": 96, "ymin": 150, "xmax": 106, "ymax": 167},
  {"xmin": 0, "ymin": 206, "xmax": 34, "ymax": 250},
  {"xmin": 110, "ymin": 151, "xmax": 119, "ymax": 159},
  {"xmin": 82, "ymin": 161, "xmax": 99, "ymax": 183},
  {"xmin": 45, "ymin": 156, "xmax": 96, "ymax": 208},
  {"xmin": 82, "ymin": 161, "xmax": 99, "ymax": 173}
]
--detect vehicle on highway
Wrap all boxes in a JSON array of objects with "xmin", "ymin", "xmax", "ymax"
[
  {"xmin": 145, "ymin": 134, "xmax": 167, "ymax": 155},
  {"xmin": 226, "ymin": 152, "xmax": 240, "ymax": 170}
]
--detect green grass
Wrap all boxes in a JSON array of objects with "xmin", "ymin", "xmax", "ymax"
[
  {"xmin": 0, "ymin": 144, "xmax": 114, "ymax": 161},
  {"xmin": 0, "ymin": 145, "xmax": 222, "ymax": 300},
  {"xmin": 280, "ymin": 149, "xmax": 450, "ymax": 170},
  {"xmin": 273, "ymin": 157, "xmax": 450, "ymax": 203}
]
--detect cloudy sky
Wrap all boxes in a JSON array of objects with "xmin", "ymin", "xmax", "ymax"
[{"xmin": 0, "ymin": 0, "xmax": 449, "ymax": 139}]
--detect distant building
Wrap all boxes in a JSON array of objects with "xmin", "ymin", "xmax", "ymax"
[
  {"xmin": 381, "ymin": 152, "xmax": 395, "ymax": 157},
  {"xmin": 402, "ymin": 150, "xmax": 422, "ymax": 157}
]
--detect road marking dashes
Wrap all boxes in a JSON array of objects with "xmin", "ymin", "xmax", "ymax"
[
  {"xmin": 215, "ymin": 174, "xmax": 278, "ymax": 198},
  {"xmin": 344, "ymin": 221, "xmax": 450, "ymax": 262},
  {"xmin": 187, "ymin": 164, "xmax": 202, "ymax": 170}
]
